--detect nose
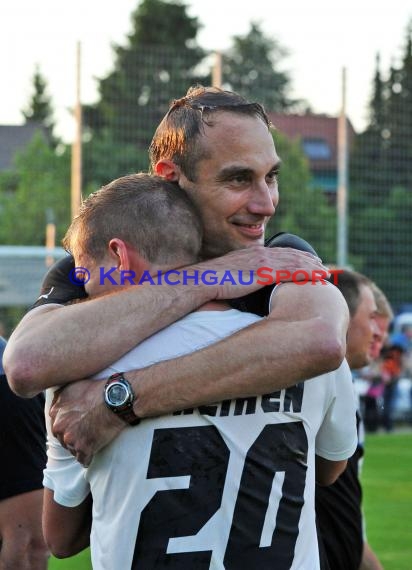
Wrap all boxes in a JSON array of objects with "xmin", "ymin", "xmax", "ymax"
[
  {"xmin": 248, "ymin": 182, "xmax": 278, "ymax": 217},
  {"xmin": 372, "ymin": 318, "xmax": 381, "ymax": 338}
]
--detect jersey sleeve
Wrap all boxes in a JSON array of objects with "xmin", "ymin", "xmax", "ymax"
[
  {"xmin": 30, "ymin": 255, "xmax": 88, "ymax": 310},
  {"xmin": 42, "ymin": 389, "xmax": 90, "ymax": 507},
  {"xmin": 315, "ymin": 359, "xmax": 358, "ymax": 461}
]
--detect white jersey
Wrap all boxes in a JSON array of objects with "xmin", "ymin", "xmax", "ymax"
[{"xmin": 44, "ymin": 308, "xmax": 357, "ymax": 570}]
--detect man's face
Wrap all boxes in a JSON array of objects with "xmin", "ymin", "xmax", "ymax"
[
  {"xmin": 346, "ymin": 285, "xmax": 380, "ymax": 369},
  {"xmin": 177, "ymin": 112, "xmax": 280, "ymax": 258},
  {"xmin": 369, "ymin": 314, "xmax": 390, "ymax": 360}
]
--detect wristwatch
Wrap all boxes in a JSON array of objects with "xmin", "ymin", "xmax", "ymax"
[{"xmin": 104, "ymin": 373, "xmax": 140, "ymax": 426}]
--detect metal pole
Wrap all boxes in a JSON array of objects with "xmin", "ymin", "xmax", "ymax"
[
  {"xmin": 212, "ymin": 51, "xmax": 222, "ymax": 88},
  {"xmin": 337, "ymin": 67, "xmax": 348, "ymax": 267},
  {"xmin": 71, "ymin": 41, "xmax": 82, "ymax": 219},
  {"xmin": 45, "ymin": 208, "xmax": 56, "ymax": 267}
]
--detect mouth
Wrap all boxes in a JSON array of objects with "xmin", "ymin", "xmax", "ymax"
[{"xmin": 232, "ymin": 221, "xmax": 265, "ymax": 238}]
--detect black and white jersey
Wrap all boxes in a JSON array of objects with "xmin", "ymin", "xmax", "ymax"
[{"xmin": 44, "ymin": 309, "xmax": 357, "ymax": 570}]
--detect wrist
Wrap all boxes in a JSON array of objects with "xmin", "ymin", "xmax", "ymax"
[
  {"xmin": 170, "ymin": 276, "xmax": 217, "ymax": 304},
  {"xmin": 104, "ymin": 372, "xmax": 141, "ymax": 426},
  {"xmin": 101, "ymin": 399, "xmax": 127, "ymax": 430}
]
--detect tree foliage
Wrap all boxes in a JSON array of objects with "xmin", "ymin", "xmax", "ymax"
[
  {"xmin": 0, "ymin": 134, "xmax": 70, "ymax": 245},
  {"xmin": 222, "ymin": 22, "xmax": 298, "ymax": 111},
  {"xmin": 349, "ymin": 22, "xmax": 412, "ymax": 306},
  {"xmin": 21, "ymin": 65, "xmax": 56, "ymax": 145},
  {"xmin": 82, "ymin": 0, "xmax": 207, "ymax": 187}
]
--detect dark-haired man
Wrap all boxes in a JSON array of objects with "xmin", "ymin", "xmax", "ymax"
[
  {"xmin": 42, "ymin": 173, "xmax": 357, "ymax": 569},
  {"xmin": 5, "ymin": 86, "xmax": 348, "ymax": 467},
  {"xmin": 316, "ymin": 270, "xmax": 384, "ymax": 570}
]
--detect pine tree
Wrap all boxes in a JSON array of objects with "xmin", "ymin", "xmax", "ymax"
[
  {"xmin": 385, "ymin": 25, "xmax": 412, "ymax": 190},
  {"xmin": 349, "ymin": 22, "xmax": 412, "ymax": 307},
  {"xmin": 84, "ymin": 0, "xmax": 206, "ymax": 150},
  {"xmin": 350, "ymin": 53, "xmax": 388, "ymax": 209},
  {"xmin": 22, "ymin": 65, "xmax": 56, "ymax": 144},
  {"xmin": 222, "ymin": 22, "xmax": 298, "ymax": 111}
]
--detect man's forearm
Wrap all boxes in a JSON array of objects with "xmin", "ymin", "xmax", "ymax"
[
  {"xmin": 48, "ymin": 281, "xmax": 348, "ymax": 462},
  {"xmin": 5, "ymin": 283, "xmax": 212, "ymax": 396},
  {"xmin": 42, "ymin": 489, "xmax": 92, "ymax": 559},
  {"xmin": 130, "ymin": 282, "xmax": 348, "ymax": 418},
  {"xmin": 315, "ymin": 456, "xmax": 347, "ymax": 486},
  {"xmin": 131, "ymin": 316, "xmax": 345, "ymax": 418},
  {"xmin": 5, "ymin": 247, "xmax": 327, "ymax": 397},
  {"xmin": 360, "ymin": 541, "xmax": 384, "ymax": 570}
]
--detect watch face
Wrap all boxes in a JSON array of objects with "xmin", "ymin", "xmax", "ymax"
[{"xmin": 107, "ymin": 383, "xmax": 128, "ymax": 406}]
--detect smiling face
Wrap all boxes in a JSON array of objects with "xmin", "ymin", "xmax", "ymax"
[
  {"xmin": 346, "ymin": 284, "xmax": 380, "ymax": 369},
  {"xmin": 176, "ymin": 112, "xmax": 280, "ymax": 258}
]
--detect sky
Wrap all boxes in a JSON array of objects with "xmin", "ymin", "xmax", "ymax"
[{"xmin": 2, "ymin": 0, "xmax": 411, "ymax": 141}]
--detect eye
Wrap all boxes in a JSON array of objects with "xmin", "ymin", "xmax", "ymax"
[
  {"xmin": 266, "ymin": 169, "xmax": 279, "ymax": 185},
  {"xmin": 232, "ymin": 173, "xmax": 250, "ymax": 184},
  {"xmin": 224, "ymin": 171, "xmax": 252, "ymax": 188}
]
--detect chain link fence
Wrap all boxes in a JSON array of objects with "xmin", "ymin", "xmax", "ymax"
[{"xmin": 1, "ymin": 44, "xmax": 411, "ymax": 333}]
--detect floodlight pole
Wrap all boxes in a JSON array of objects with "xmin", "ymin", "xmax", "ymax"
[
  {"xmin": 337, "ymin": 67, "xmax": 348, "ymax": 267},
  {"xmin": 71, "ymin": 41, "xmax": 82, "ymax": 219}
]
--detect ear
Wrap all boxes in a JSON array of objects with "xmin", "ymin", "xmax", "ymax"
[
  {"xmin": 155, "ymin": 159, "xmax": 181, "ymax": 181},
  {"xmin": 108, "ymin": 238, "xmax": 149, "ymax": 278}
]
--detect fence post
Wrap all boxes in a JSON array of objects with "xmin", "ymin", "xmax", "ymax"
[
  {"xmin": 337, "ymin": 67, "xmax": 349, "ymax": 267},
  {"xmin": 212, "ymin": 51, "xmax": 222, "ymax": 88},
  {"xmin": 71, "ymin": 41, "xmax": 82, "ymax": 220}
]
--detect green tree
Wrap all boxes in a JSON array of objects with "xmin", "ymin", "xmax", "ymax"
[
  {"xmin": 266, "ymin": 131, "xmax": 337, "ymax": 263},
  {"xmin": 83, "ymin": 0, "xmax": 207, "ymax": 184},
  {"xmin": 349, "ymin": 187, "xmax": 412, "ymax": 307},
  {"xmin": 22, "ymin": 65, "xmax": 56, "ymax": 144},
  {"xmin": 385, "ymin": 24, "xmax": 412, "ymax": 191},
  {"xmin": 349, "ymin": 22, "xmax": 412, "ymax": 307},
  {"xmin": 222, "ymin": 22, "xmax": 298, "ymax": 111},
  {"xmin": 350, "ymin": 54, "xmax": 389, "ymax": 209},
  {"xmin": 0, "ymin": 134, "xmax": 70, "ymax": 245},
  {"xmin": 351, "ymin": 23, "xmax": 412, "ymax": 207},
  {"xmin": 82, "ymin": 132, "xmax": 148, "ymax": 193}
]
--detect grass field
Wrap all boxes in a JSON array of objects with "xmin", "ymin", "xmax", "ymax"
[
  {"xmin": 48, "ymin": 431, "xmax": 411, "ymax": 569},
  {"xmin": 361, "ymin": 431, "xmax": 412, "ymax": 570}
]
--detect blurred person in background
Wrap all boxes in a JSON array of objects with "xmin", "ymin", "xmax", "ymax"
[
  {"xmin": 360, "ymin": 282, "xmax": 393, "ymax": 569},
  {"xmin": 380, "ymin": 343, "xmax": 404, "ymax": 432},
  {"xmin": 361, "ymin": 284, "xmax": 394, "ymax": 433},
  {"xmin": 0, "ymin": 337, "xmax": 49, "ymax": 569},
  {"xmin": 316, "ymin": 270, "xmax": 385, "ymax": 570}
]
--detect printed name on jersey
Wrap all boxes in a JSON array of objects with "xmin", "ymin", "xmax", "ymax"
[{"xmin": 173, "ymin": 384, "xmax": 304, "ymax": 417}]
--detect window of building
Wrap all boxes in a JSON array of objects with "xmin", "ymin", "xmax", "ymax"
[{"xmin": 302, "ymin": 138, "xmax": 331, "ymax": 160}]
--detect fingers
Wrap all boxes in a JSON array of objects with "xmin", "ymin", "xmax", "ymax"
[
  {"xmin": 77, "ymin": 450, "xmax": 92, "ymax": 468},
  {"xmin": 64, "ymin": 442, "xmax": 92, "ymax": 467},
  {"xmin": 49, "ymin": 384, "xmax": 69, "ymax": 421}
]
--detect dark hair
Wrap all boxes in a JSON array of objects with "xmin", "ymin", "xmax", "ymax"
[
  {"xmin": 63, "ymin": 173, "xmax": 202, "ymax": 267},
  {"xmin": 328, "ymin": 269, "xmax": 373, "ymax": 317},
  {"xmin": 149, "ymin": 85, "xmax": 271, "ymax": 181}
]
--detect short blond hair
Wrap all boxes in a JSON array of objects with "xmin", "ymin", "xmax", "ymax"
[
  {"xmin": 63, "ymin": 173, "xmax": 202, "ymax": 267},
  {"xmin": 370, "ymin": 282, "xmax": 393, "ymax": 320}
]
